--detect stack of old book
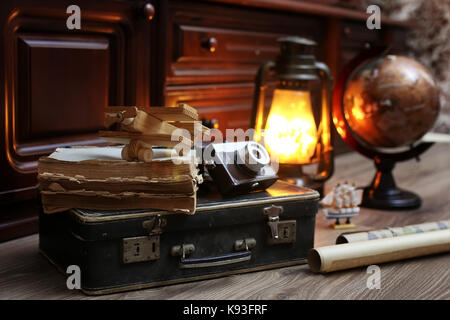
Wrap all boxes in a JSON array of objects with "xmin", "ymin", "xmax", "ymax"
[{"xmin": 38, "ymin": 104, "xmax": 207, "ymax": 215}]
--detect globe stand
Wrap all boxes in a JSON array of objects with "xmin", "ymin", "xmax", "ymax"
[
  {"xmin": 332, "ymin": 45, "xmax": 437, "ymax": 211},
  {"xmin": 361, "ymin": 157, "xmax": 421, "ymax": 210}
]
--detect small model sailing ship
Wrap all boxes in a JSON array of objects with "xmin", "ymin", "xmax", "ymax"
[{"xmin": 320, "ymin": 182, "xmax": 363, "ymax": 229}]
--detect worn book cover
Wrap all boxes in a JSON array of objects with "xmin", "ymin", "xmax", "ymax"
[{"xmin": 38, "ymin": 146, "xmax": 200, "ymax": 214}]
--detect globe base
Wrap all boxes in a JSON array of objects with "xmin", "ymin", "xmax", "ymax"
[
  {"xmin": 360, "ymin": 157, "xmax": 422, "ymax": 210},
  {"xmin": 361, "ymin": 187, "xmax": 421, "ymax": 210}
]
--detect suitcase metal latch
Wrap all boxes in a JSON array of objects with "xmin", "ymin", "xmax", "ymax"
[
  {"xmin": 122, "ymin": 215, "xmax": 166, "ymax": 264},
  {"xmin": 264, "ymin": 205, "xmax": 296, "ymax": 245}
]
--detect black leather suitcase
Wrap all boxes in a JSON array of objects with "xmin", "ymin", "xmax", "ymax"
[{"xmin": 39, "ymin": 181, "xmax": 319, "ymax": 295}]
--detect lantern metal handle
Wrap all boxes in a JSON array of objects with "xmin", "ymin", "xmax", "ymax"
[
  {"xmin": 250, "ymin": 61, "xmax": 275, "ymax": 141},
  {"xmin": 314, "ymin": 61, "xmax": 334, "ymax": 181}
]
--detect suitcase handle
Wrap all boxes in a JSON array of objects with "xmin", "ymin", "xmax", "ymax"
[
  {"xmin": 171, "ymin": 239, "xmax": 255, "ymax": 269},
  {"xmin": 180, "ymin": 250, "xmax": 251, "ymax": 269}
]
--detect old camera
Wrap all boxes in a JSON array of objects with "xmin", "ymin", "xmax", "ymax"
[{"xmin": 202, "ymin": 141, "xmax": 278, "ymax": 196}]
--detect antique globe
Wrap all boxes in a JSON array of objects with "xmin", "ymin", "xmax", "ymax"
[
  {"xmin": 343, "ymin": 55, "xmax": 440, "ymax": 148},
  {"xmin": 333, "ymin": 51, "xmax": 440, "ymax": 210}
]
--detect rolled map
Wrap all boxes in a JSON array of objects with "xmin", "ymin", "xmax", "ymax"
[
  {"xmin": 336, "ymin": 220, "xmax": 450, "ymax": 244},
  {"xmin": 308, "ymin": 229, "xmax": 450, "ymax": 273}
]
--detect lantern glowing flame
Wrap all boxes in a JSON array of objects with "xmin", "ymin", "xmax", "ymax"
[{"xmin": 264, "ymin": 89, "xmax": 318, "ymax": 164}]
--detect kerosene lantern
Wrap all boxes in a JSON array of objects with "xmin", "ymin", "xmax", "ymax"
[{"xmin": 251, "ymin": 37, "xmax": 334, "ymax": 193}]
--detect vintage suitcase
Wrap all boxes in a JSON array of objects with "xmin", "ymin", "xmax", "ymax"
[{"xmin": 39, "ymin": 181, "xmax": 319, "ymax": 295}]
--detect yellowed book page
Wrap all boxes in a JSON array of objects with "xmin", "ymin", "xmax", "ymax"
[{"xmin": 41, "ymin": 190, "xmax": 196, "ymax": 215}]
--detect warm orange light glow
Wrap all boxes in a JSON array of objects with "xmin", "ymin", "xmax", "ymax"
[
  {"xmin": 351, "ymin": 99, "xmax": 366, "ymax": 121},
  {"xmin": 333, "ymin": 116, "xmax": 347, "ymax": 139},
  {"xmin": 264, "ymin": 89, "xmax": 317, "ymax": 164}
]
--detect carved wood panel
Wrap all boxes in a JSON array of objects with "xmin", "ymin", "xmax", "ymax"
[
  {"xmin": 0, "ymin": 1, "xmax": 148, "ymax": 205},
  {"xmin": 16, "ymin": 34, "xmax": 110, "ymax": 147}
]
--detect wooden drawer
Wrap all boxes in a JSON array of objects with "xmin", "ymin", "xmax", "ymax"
[
  {"xmin": 164, "ymin": 0, "xmax": 326, "ymax": 85},
  {"xmin": 339, "ymin": 20, "xmax": 384, "ymax": 71},
  {"xmin": 341, "ymin": 20, "xmax": 383, "ymax": 48},
  {"xmin": 165, "ymin": 83, "xmax": 256, "ymax": 132},
  {"xmin": 338, "ymin": 21, "xmax": 409, "ymax": 73},
  {"xmin": 171, "ymin": 25, "xmax": 283, "ymax": 85},
  {"xmin": 174, "ymin": 25, "xmax": 282, "ymax": 64},
  {"xmin": 387, "ymin": 26, "xmax": 410, "ymax": 54}
]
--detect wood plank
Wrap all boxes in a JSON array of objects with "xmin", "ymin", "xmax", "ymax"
[
  {"xmin": 0, "ymin": 143, "xmax": 449, "ymax": 299},
  {"xmin": 143, "ymin": 105, "xmax": 198, "ymax": 121},
  {"xmin": 120, "ymin": 110, "xmax": 179, "ymax": 135}
]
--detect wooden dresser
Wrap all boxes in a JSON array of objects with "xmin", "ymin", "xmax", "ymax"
[{"xmin": 0, "ymin": 0, "xmax": 412, "ymax": 241}]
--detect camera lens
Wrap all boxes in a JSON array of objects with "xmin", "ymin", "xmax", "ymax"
[{"xmin": 239, "ymin": 142, "xmax": 270, "ymax": 173}]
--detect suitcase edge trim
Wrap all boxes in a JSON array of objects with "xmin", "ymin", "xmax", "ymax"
[{"xmin": 70, "ymin": 190, "xmax": 320, "ymax": 224}]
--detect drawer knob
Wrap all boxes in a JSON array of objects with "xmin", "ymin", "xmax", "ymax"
[
  {"xmin": 143, "ymin": 2, "xmax": 155, "ymax": 20},
  {"xmin": 202, "ymin": 37, "xmax": 218, "ymax": 53},
  {"xmin": 343, "ymin": 27, "xmax": 351, "ymax": 37}
]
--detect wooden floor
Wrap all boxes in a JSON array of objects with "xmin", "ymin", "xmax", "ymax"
[{"xmin": 1, "ymin": 144, "xmax": 449, "ymax": 299}]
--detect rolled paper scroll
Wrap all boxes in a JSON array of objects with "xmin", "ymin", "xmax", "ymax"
[
  {"xmin": 121, "ymin": 140, "xmax": 154, "ymax": 162},
  {"xmin": 151, "ymin": 148, "xmax": 178, "ymax": 159},
  {"xmin": 308, "ymin": 229, "xmax": 450, "ymax": 273},
  {"xmin": 121, "ymin": 143, "xmax": 177, "ymax": 163},
  {"xmin": 336, "ymin": 220, "xmax": 450, "ymax": 244}
]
